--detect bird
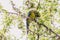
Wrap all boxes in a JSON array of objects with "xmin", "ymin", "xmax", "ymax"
[{"xmin": 26, "ymin": 10, "xmax": 40, "ymax": 34}]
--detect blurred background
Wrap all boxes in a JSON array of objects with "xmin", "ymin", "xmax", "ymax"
[{"xmin": 0, "ymin": 0, "xmax": 60, "ymax": 40}]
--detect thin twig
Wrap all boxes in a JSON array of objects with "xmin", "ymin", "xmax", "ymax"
[
  {"xmin": 28, "ymin": 29, "xmax": 38, "ymax": 35},
  {"xmin": 40, "ymin": 23, "xmax": 60, "ymax": 38},
  {"xmin": 1, "ymin": 9, "xmax": 18, "ymax": 15},
  {"xmin": 10, "ymin": 1, "xmax": 21, "ymax": 14}
]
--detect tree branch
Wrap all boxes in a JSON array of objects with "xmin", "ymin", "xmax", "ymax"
[
  {"xmin": 10, "ymin": 1, "xmax": 21, "ymax": 14},
  {"xmin": 38, "ymin": 23, "xmax": 60, "ymax": 38},
  {"xmin": 28, "ymin": 29, "xmax": 38, "ymax": 35},
  {"xmin": 1, "ymin": 9, "xmax": 18, "ymax": 15}
]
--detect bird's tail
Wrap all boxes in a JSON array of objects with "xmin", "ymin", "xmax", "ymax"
[{"xmin": 26, "ymin": 19, "xmax": 29, "ymax": 34}]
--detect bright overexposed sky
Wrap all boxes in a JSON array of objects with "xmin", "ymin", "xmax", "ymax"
[
  {"xmin": 0, "ymin": 0, "xmax": 27, "ymax": 40},
  {"xmin": 0, "ymin": 0, "xmax": 24, "ymax": 12}
]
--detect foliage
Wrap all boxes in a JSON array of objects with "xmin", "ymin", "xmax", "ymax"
[{"xmin": 0, "ymin": 0, "xmax": 60, "ymax": 40}]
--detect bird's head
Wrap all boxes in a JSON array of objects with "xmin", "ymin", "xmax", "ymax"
[
  {"xmin": 28, "ymin": 10, "xmax": 40, "ymax": 17},
  {"xmin": 34, "ymin": 10, "xmax": 40, "ymax": 17}
]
